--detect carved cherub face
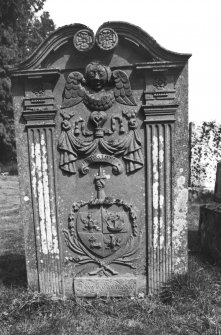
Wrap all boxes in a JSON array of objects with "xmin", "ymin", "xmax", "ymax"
[{"xmin": 85, "ymin": 63, "xmax": 109, "ymax": 91}]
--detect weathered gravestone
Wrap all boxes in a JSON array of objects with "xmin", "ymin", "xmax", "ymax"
[
  {"xmin": 11, "ymin": 22, "xmax": 191, "ymax": 297},
  {"xmin": 199, "ymin": 162, "xmax": 221, "ymax": 263}
]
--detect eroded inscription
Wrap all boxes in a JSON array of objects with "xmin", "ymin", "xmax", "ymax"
[{"xmin": 74, "ymin": 277, "xmax": 137, "ymax": 297}]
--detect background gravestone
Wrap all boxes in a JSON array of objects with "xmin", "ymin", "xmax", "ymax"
[
  {"xmin": 11, "ymin": 22, "xmax": 191, "ymax": 297},
  {"xmin": 199, "ymin": 162, "xmax": 221, "ymax": 264}
]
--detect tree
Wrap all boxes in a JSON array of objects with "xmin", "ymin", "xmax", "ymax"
[{"xmin": 0, "ymin": 1, "xmax": 55, "ymax": 165}]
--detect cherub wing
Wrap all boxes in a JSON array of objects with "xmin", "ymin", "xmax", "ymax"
[
  {"xmin": 62, "ymin": 72, "xmax": 85, "ymax": 109},
  {"xmin": 112, "ymin": 70, "xmax": 136, "ymax": 106}
]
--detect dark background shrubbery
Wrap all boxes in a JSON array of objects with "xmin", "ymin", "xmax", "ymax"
[{"xmin": 0, "ymin": 0, "xmax": 55, "ymax": 172}]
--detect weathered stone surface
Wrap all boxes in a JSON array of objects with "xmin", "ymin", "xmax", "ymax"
[
  {"xmin": 190, "ymin": 122, "xmax": 221, "ymax": 191},
  {"xmin": 11, "ymin": 22, "xmax": 190, "ymax": 297},
  {"xmin": 74, "ymin": 277, "xmax": 141, "ymax": 297}
]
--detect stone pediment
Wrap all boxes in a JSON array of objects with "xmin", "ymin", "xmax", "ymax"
[{"xmin": 11, "ymin": 21, "xmax": 191, "ymax": 72}]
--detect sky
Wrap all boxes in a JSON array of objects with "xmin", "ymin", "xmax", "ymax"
[{"xmin": 41, "ymin": 0, "xmax": 221, "ymax": 122}]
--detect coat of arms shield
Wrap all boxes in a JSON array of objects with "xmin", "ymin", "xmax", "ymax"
[{"xmin": 76, "ymin": 207, "xmax": 130, "ymax": 258}]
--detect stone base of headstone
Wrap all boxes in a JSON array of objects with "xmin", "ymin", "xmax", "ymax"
[
  {"xmin": 73, "ymin": 276, "xmax": 146, "ymax": 297},
  {"xmin": 199, "ymin": 203, "xmax": 221, "ymax": 264}
]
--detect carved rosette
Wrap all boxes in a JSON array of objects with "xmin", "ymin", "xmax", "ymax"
[
  {"xmin": 153, "ymin": 76, "xmax": 167, "ymax": 90},
  {"xmin": 73, "ymin": 28, "xmax": 118, "ymax": 52},
  {"xmin": 73, "ymin": 29, "xmax": 95, "ymax": 51},
  {"xmin": 96, "ymin": 28, "xmax": 118, "ymax": 50}
]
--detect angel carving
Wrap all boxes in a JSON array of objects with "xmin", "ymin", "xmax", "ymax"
[
  {"xmin": 59, "ymin": 61, "xmax": 144, "ymax": 175},
  {"xmin": 62, "ymin": 61, "xmax": 136, "ymax": 111}
]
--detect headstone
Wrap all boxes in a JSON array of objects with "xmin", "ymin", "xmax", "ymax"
[
  {"xmin": 214, "ymin": 161, "xmax": 221, "ymax": 202},
  {"xmin": 199, "ymin": 162, "xmax": 221, "ymax": 263},
  {"xmin": 11, "ymin": 22, "xmax": 191, "ymax": 297}
]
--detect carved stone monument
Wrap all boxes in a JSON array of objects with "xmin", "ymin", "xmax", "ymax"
[
  {"xmin": 199, "ymin": 162, "xmax": 221, "ymax": 264},
  {"xmin": 11, "ymin": 22, "xmax": 191, "ymax": 297}
]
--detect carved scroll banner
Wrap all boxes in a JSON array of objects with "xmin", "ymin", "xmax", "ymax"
[
  {"xmin": 11, "ymin": 22, "xmax": 190, "ymax": 297},
  {"xmin": 79, "ymin": 154, "xmax": 124, "ymax": 175}
]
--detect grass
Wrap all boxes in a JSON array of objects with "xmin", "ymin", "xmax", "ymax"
[
  {"xmin": 0, "ymin": 176, "xmax": 221, "ymax": 334},
  {"xmin": 0, "ymin": 256, "xmax": 221, "ymax": 334}
]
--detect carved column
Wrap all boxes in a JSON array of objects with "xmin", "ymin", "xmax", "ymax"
[
  {"xmin": 143, "ymin": 105, "xmax": 176, "ymax": 293},
  {"xmin": 139, "ymin": 64, "xmax": 180, "ymax": 293},
  {"xmin": 22, "ymin": 74, "xmax": 63, "ymax": 295}
]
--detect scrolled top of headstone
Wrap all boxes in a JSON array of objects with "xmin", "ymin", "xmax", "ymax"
[
  {"xmin": 95, "ymin": 28, "xmax": 118, "ymax": 51},
  {"xmin": 73, "ymin": 28, "xmax": 95, "ymax": 52}
]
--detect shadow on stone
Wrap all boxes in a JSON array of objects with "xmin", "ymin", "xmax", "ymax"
[
  {"xmin": 0, "ymin": 254, "xmax": 27, "ymax": 287},
  {"xmin": 188, "ymin": 230, "xmax": 200, "ymax": 254}
]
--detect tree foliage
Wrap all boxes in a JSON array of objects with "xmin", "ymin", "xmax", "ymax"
[{"xmin": 0, "ymin": 0, "xmax": 55, "ymax": 164}]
